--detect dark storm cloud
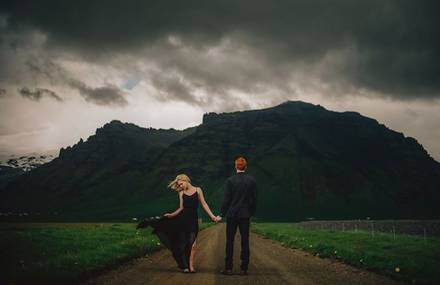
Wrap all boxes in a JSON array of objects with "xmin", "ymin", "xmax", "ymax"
[
  {"xmin": 1, "ymin": 0, "xmax": 440, "ymax": 99},
  {"xmin": 144, "ymin": 39, "xmax": 295, "ymax": 109},
  {"xmin": 16, "ymin": 56, "xmax": 128, "ymax": 107},
  {"xmin": 25, "ymin": 58, "xmax": 60, "ymax": 83},
  {"xmin": 150, "ymin": 72, "xmax": 199, "ymax": 105},
  {"xmin": 68, "ymin": 80, "xmax": 128, "ymax": 107},
  {"xmin": 18, "ymin": 87, "xmax": 63, "ymax": 102}
]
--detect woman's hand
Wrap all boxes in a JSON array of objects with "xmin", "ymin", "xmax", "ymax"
[{"xmin": 212, "ymin": 215, "xmax": 222, "ymax": 222}]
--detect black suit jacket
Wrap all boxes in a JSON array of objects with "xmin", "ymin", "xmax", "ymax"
[{"xmin": 220, "ymin": 172, "xmax": 257, "ymax": 218}]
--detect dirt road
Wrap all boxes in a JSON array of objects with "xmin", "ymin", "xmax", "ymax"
[{"xmin": 81, "ymin": 224, "xmax": 404, "ymax": 285}]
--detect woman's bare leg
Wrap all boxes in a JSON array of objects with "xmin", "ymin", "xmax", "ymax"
[{"xmin": 189, "ymin": 239, "xmax": 197, "ymax": 272}]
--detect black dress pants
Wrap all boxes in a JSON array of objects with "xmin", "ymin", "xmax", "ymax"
[{"xmin": 225, "ymin": 217, "xmax": 250, "ymax": 270}]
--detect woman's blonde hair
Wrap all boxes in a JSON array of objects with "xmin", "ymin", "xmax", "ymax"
[{"xmin": 168, "ymin": 174, "xmax": 191, "ymax": 192}]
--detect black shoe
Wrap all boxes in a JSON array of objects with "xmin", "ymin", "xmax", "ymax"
[
  {"xmin": 240, "ymin": 269, "xmax": 248, "ymax": 275},
  {"xmin": 220, "ymin": 269, "xmax": 233, "ymax": 275}
]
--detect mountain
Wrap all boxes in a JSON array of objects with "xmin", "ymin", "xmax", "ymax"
[
  {"xmin": 0, "ymin": 153, "xmax": 55, "ymax": 172},
  {"xmin": 0, "ymin": 153, "xmax": 55, "ymax": 194},
  {"xmin": 0, "ymin": 165, "xmax": 24, "ymax": 190},
  {"xmin": 0, "ymin": 120, "xmax": 196, "ymax": 219},
  {"xmin": 1, "ymin": 101, "xmax": 439, "ymax": 221}
]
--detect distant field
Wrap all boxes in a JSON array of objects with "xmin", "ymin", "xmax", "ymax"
[
  {"xmin": 0, "ymin": 223, "xmax": 160, "ymax": 285},
  {"xmin": 297, "ymin": 219, "xmax": 440, "ymax": 237},
  {"xmin": 252, "ymin": 223, "xmax": 440, "ymax": 284}
]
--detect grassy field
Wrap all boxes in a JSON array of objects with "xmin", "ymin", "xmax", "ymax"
[
  {"xmin": 296, "ymin": 220, "xmax": 440, "ymax": 237},
  {"xmin": 0, "ymin": 222, "xmax": 211, "ymax": 285},
  {"xmin": 252, "ymin": 223, "xmax": 440, "ymax": 284}
]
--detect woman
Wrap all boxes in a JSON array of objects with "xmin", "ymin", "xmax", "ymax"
[{"xmin": 137, "ymin": 174, "xmax": 221, "ymax": 273}]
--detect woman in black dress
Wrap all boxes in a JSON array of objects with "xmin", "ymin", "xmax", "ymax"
[{"xmin": 137, "ymin": 174, "xmax": 221, "ymax": 273}]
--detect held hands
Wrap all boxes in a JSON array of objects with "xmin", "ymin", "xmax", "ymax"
[
  {"xmin": 164, "ymin": 213, "xmax": 172, "ymax": 218},
  {"xmin": 212, "ymin": 215, "xmax": 222, "ymax": 222}
]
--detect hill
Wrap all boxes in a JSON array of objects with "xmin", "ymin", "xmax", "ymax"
[{"xmin": 1, "ymin": 101, "xmax": 439, "ymax": 221}]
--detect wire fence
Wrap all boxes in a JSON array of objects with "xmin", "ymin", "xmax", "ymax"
[{"xmin": 297, "ymin": 220, "xmax": 440, "ymax": 240}]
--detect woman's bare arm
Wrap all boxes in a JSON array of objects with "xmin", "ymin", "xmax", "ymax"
[
  {"xmin": 165, "ymin": 191, "xmax": 184, "ymax": 218},
  {"xmin": 197, "ymin": 187, "xmax": 219, "ymax": 221}
]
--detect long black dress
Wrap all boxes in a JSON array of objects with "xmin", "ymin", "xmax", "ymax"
[{"xmin": 137, "ymin": 190, "xmax": 199, "ymax": 270}]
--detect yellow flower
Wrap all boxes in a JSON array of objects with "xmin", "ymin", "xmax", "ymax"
[{"xmin": 395, "ymin": 267, "xmax": 400, "ymax": 273}]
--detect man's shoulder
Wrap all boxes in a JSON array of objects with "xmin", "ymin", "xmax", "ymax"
[
  {"xmin": 228, "ymin": 173, "xmax": 256, "ymax": 182},
  {"xmin": 226, "ymin": 173, "xmax": 240, "ymax": 183},
  {"xmin": 244, "ymin": 173, "xmax": 256, "ymax": 182}
]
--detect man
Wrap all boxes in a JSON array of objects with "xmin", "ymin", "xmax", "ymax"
[{"xmin": 220, "ymin": 156, "xmax": 257, "ymax": 275}]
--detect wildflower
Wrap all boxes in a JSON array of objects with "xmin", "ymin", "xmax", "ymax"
[
  {"xmin": 395, "ymin": 267, "xmax": 400, "ymax": 273},
  {"xmin": 334, "ymin": 250, "xmax": 337, "ymax": 254},
  {"xmin": 157, "ymin": 242, "xmax": 161, "ymax": 246}
]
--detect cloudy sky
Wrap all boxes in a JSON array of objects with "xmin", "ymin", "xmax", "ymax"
[{"xmin": 0, "ymin": 0, "xmax": 439, "ymax": 161}]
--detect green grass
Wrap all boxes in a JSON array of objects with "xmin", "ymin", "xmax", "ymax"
[
  {"xmin": 252, "ymin": 223, "xmax": 440, "ymax": 284},
  {"xmin": 0, "ymin": 223, "xmax": 162, "ymax": 285},
  {"xmin": 0, "ymin": 221, "xmax": 216, "ymax": 285}
]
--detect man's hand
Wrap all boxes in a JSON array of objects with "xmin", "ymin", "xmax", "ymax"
[
  {"xmin": 213, "ymin": 215, "xmax": 222, "ymax": 222},
  {"xmin": 164, "ymin": 213, "xmax": 172, "ymax": 218}
]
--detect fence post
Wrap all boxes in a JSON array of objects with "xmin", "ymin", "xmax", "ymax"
[
  {"xmin": 424, "ymin": 228, "xmax": 427, "ymax": 245},
  {"xmin": 393, "ymin": 225, "xmax": 396, "ymax": 240}
]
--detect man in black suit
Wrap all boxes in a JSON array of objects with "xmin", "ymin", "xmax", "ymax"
[{"xmin": 220, "ymin": 156, "xmax": 257, "ymax": 275}]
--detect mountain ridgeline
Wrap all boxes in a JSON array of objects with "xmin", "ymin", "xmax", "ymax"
[{"xmin": 1, "ymin": 101, "xmax": 439, "ymax": 221}]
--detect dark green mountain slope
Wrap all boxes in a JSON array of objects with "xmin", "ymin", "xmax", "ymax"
[
  {"xmin": 135, "ymin": 101, "xmax": 440, "ymax": 220},
  {"xmin": 0, "ymin": 166, "xmax": 24, "ymax": 190},
  {"xmin": 1, "ymin": 101, "xmax": 439, "ymax": 221},
  {"xmin": 0, "ymin": 120, "xmax": 196, "ymax": 218}
]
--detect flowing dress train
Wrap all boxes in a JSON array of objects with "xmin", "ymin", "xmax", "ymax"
[{"xmin": 137, "ymin": 190, "xmax": 199, "ymax": 269}]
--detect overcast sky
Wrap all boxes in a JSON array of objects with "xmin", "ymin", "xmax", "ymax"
[{"xmin": 0, "ymin": 0, "xmax": 439, "ymax": 161}]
